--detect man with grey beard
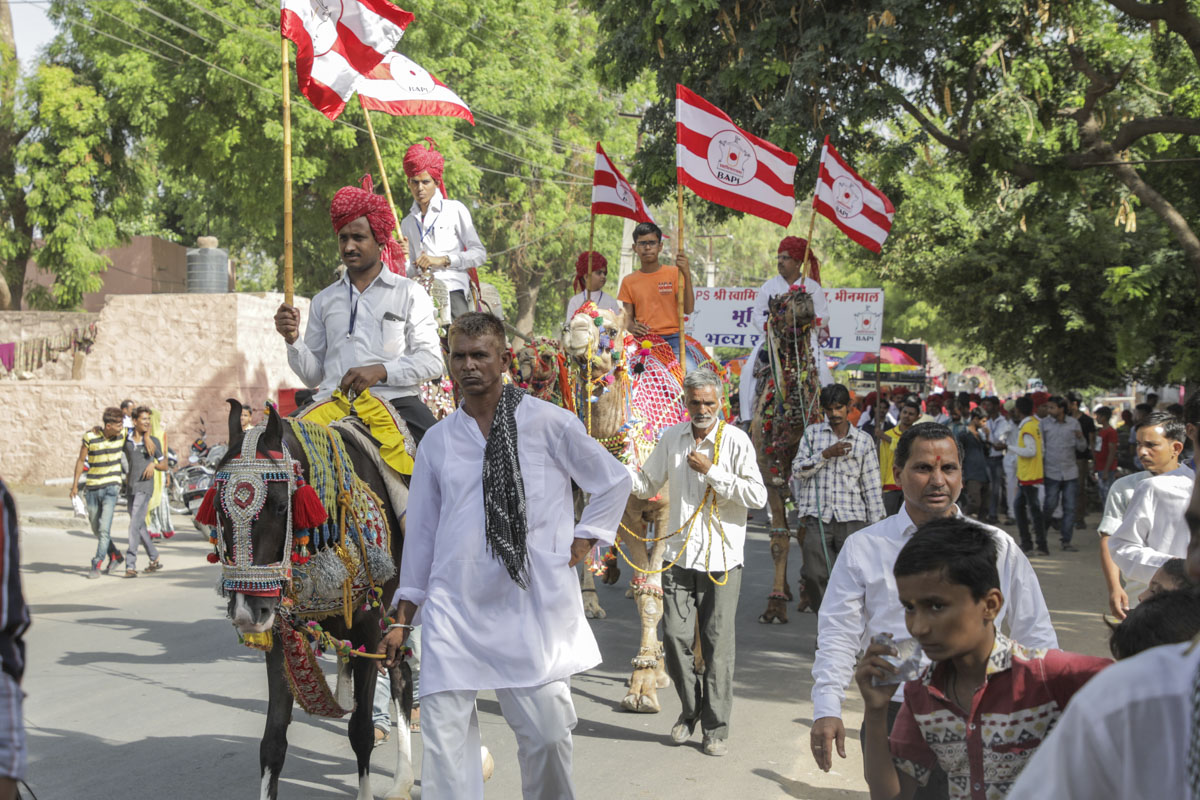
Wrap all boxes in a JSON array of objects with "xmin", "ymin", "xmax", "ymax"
[{"xmin": 628, "ymin": 370, "xmax": 768, "ymax": 757}]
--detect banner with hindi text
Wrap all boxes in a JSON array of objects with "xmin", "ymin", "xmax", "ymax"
[{"xmin": 685, "ymin": 286, "xmax": 884, "ymax": 352}]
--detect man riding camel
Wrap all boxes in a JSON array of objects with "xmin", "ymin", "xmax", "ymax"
[
  {"xmin": 273, "ymin": 174, "xmax": 443, "ymax": 442},
  {"xmin": 399, "ymin": 138, "xmax": 487, "ymax": 321}
]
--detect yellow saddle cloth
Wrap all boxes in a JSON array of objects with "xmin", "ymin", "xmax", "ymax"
[{"xmin": 297, "ymin": 389, "xmax": 415, "ymax": 475}]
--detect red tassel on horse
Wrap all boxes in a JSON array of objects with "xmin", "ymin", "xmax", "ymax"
[
  {"xmin": 292, "ymin": 483, "xmax": 328, "ymax": 530},
  {"xmin": 195, "ymin": 486, "xmax": 218, "ymax": 526}
]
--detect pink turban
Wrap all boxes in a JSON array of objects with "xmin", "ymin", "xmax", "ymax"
[
  {"xmin": 778, "ymin": 236, "xmax": 821, "ymax": 284},
  {"xmin": 573, "ymin": 251, "xmax": 608, "ymax": 292},
  {"xmin": 403, "ymin": 137, "xmax": 448, "ymax": 199},
  {"xmin": 329, "ymin": 174, "xmax": 406, "ymax": 276}
]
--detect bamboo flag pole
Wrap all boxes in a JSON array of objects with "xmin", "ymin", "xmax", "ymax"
[
  {"xmin": 801, "ymin": 200, "xmax": 817, "ymax": 280},
  {"xmin": 358, "ymin": 96, "xmax": 403, "ymax": 235},
  {"xmin": 676, "ymin": 187, "xmax": 686, "ymax": 368},
  {"xmin": 587, "ymin": 212, "xmax": 596, "ymax": 261},
  {"xmin": 281, "ymin": 37, "xmax": 294, "ymax": 306}
]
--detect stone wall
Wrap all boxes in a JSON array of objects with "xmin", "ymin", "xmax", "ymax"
[
  {"xmin": 0, "ymin": 292, "xmax": 310, "ymax": 485},
  {"xmin": 0, "ymin": 311, "xmax": 101, "ymax": 381}
]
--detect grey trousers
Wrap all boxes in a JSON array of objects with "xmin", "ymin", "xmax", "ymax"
[
  {"xmin": 800, "ymin": 517, "xmax": 868, "ymax": 612},
  {"xmin": 125, "ymin": 490, "xmax": 158, "ymax": 570},
  {"xmin": 662, "ymin": 564, "xmax": 742, "ymax": 741}
]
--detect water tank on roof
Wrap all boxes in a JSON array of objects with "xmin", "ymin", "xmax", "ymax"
[{"xmin": 187, "ymin": 236, "xmax": 229, "ymax": 293}]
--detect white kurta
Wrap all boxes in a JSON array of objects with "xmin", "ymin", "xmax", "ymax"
[{"xmin": 396, "ymin": 396, "xmax": 631, "ymax": 696}]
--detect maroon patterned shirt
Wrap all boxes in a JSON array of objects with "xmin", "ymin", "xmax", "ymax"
[{"xmin": 889, "ymin": 632, "xmax": 1111, "ymax": 799}]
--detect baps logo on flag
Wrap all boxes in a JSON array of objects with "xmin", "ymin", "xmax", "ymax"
[
  {"xmin": 832, "ymin": 176, "xmax": 865, "ymax": 220},
  {"xmin": 707, "ymin": 131, "xmax": 757, "ymax": 187},
  {"xmin": 308, "ymin": 0, "xmax": 344, "ymax": 56},
  {"xmin": 615, "ymin": 180, "xmax": 634, "ymax": 209},
  {"xmin": 382, "ymin": 56, "xmax": 436, "ymax": 95}
]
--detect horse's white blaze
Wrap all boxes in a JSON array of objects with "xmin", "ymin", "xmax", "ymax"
[
  {"xmin": 385, "ymin": 696, "xmax": 415, "ymax": 800},
  {"xmin": 259, "ymin": 771, "xmax": 271, "ymax": 800},
  {"xmin": 335, "ymin": 658, "xmax": 354, "ymax": 709},
  {"xmin": 355, "ymin": 771, "xmax": 373, "ymax": 800}
]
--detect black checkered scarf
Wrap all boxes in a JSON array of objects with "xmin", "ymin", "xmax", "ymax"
[{"xmin": 482, "ymin": 383, "xmax": 531, "ymax": 588}]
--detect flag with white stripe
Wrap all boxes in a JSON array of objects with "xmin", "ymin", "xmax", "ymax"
[
  {"xmin": 358, "ymin": 52, "xmax": 474, "ymax": 123},
  {"xmin": 675, "ymin": 84, "xmax": 798, "ymax": 226},
  {"xmin": 280, "ymin": 0, "xmax": 413, "ymax": 120},
  {"xmin": 591, "ymin": 142, "xmax": 655, "ymax": 224},
  {"xmin": 813, "ymin": 135, "xmax": 895, "ymax": 253}
]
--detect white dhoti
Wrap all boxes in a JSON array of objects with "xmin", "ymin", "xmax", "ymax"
[{"xmin": 421, "ymin": 679, "xmax": 577, "ymax": 800}]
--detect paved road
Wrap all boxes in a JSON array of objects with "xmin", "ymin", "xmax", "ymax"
[{"xmin": 15, "ymin": 486, "xmax": 1111, "ymax": 798}]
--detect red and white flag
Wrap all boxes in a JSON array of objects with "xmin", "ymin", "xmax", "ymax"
[
  {"xmin": 675, "ymin": 84, "xmax": 798, "ymax": 227},
  {"xmin": 591, "ymin": 143, "xmax": 655, "ymax": 224},
  {"xmin": 280, "ymin": 0, "xmax": 414, "ymax": 120},
  {"xmin": 813, "ymin": 135, "xmax": 895, "ymax": 253},
  {"xmin": 358, "ymin": 52, "xmax": 474, "ymax": 123}
]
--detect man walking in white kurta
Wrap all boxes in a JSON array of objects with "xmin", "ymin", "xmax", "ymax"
[
  {"xmin": 379, "ymin": 312, "xmax": 630, "ymax": 800},
  {"xmin": 628, "ymin": 370, "xmax": 768, "ymax": 756}
]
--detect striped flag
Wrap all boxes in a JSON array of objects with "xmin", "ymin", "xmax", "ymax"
[
  {"xmin": 591, "ymin": 143, "xmax": 655, "ymax": 224},
  {"xmin": 280, "ymin": 0, "xmax": 414, "ymax": 120},
  {"xmin": 358, "ymin": 52, "xmax": 474, "ymax": 124},
  {"xmin": 675, "ymin": 84, "xmax": 798, "ymax": 226},
  {"xmin": 813, "ymin": 136, "xmax": 895, "ymax": 253}
]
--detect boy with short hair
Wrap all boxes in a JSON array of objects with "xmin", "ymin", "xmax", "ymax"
[
  {"xmin": 855, "ymin": 517, "xmax": 1110, "ymax": 800},
  {"xmin": 617, "ymin": 221, "xmax": 694, "ymax": 361},
  {"xmin": 70, "ymin": 406, "xmax": 127, "ymax": 578}
]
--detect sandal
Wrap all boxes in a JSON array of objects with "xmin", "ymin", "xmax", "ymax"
[
  {"xmin": 145, "ymin": 560, "xmax": 163, "ymax": 573},
  {"xmin": 409, "ymin": 705, "xmax": 421, "ymax": 732}
]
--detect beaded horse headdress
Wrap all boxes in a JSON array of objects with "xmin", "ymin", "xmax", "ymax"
[{"xmin": 214, "ymin": 426, "xmax": 297, "ymax": 596}]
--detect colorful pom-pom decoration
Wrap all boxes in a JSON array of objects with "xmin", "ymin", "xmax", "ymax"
[{"xmin": 206, "ymin": 552, "xmax": 220, "ymax": 564}]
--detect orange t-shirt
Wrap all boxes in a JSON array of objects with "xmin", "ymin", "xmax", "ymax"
[{"xmin": 618, "ymin": 265, "xmax": 680, "ymax": 336}]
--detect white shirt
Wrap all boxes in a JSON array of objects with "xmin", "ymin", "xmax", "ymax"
[
  {"xmin": 400, "ymin": 190, "xmax": 487, "ymax": 296},
  {"xmin": 1097, "ymin": 471, "xmax": 1152, "ymax": 536},
  {"xmin": 628, "ymin": 420, "xmax": 768, "ymax": 572},
  {"xmin": 396, "ymin": 397, "xmax": 630, "ymax": 695},
  {"xmin": 288, "ymin": 269, "xmax": 441, "ymax": 401},
  {"xmin": 1109, "ymin": 465, "xmax": 1195, "ymax": 587},
  {"xmin": 810, "ymin": 504, "xmax": 1058, "ymax": 720},
  {"xmin": 565, "ymin": 290, "xmax": 621, "ymax": 327},
  {"xmin": 753, "ymin": 273, "xmax": 829, "ymax": 327},
  {"xmin": 985, "ymin": 415, "xmax": 1012, "ymax": 458},
  {"xmin": 287, "ymin": 268, "xmax": 442, "ymax": 402},
  {"xmin": 1007, "ymin": 641, "xmax": 1198, "ymax": 800}
]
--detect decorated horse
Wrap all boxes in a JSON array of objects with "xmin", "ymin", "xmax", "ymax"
[
  {"xmin": 750, "ymin": 287, "xmax": 823, "ymax": 624},
  {"xmin": 562, "ymin": 303, "xmax": 724, "ymax": 713},
  {"xmin": 199, "ymin": 400, "xmax": 414, "ymax": 800}
]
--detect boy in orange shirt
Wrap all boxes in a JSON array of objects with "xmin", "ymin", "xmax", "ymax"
[{"xmin": 618, "ymin": 222, "xmax": 695, "ymax": 366}]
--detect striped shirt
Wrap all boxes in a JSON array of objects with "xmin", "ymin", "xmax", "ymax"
[
  {"xmin": 82, "ymin": 430, "xmax": 124, "ymax": 488},
  {"xmin": 0, "ymin": 479, "xmax": 29, "ymax": 682}
]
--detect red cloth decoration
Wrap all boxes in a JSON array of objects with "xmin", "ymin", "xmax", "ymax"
[
  {"xmin": 778, "ymin": 236, "xmax": 821, "ymax": 284},
  {"xmin": 206, "ymin": 552, "xmax": 220, "ymax": 564},
  {"xmin": 329, "ymin": 174, "xmax": 406, "ymax": 276},
  {"xmin": 573, "ymin": 251, "xmax": 608, "ymax": 292},
  {"xmin": 403, "ymin": 137, "xmax": 448, "ymax": 199},
  {"xmin": 194, "ymin": 486, "xmax": 218, "ymax": 526},
  {"xmin": 291, "ymin": 483, "xmax": 328, "ymax": 530}
]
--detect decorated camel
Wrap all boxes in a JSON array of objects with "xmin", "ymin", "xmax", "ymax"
[
  {"xmin": 561, "ymin": 303, "xmax": 722, "ymax": 713},
  {"xmin": 750, "ymin": 287, "xmax": 823, "ymax": 624}
]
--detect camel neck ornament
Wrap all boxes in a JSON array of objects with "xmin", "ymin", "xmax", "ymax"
[{"xmin": 214, "ymin": 427, "xmax": 296, "ymax": 597}]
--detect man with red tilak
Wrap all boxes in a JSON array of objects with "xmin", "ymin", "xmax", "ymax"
[{"xmin": 399, "ymin": 138, "xmax": 487, "ymax": 321}]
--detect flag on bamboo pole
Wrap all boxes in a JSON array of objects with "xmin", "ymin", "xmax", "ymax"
[
  {"xmin": 674, "ymin": 84, "xmax": 798, "ymax": 226},
  {"xmin": 280, "ymin": 0, "xmax": 414, "ymax": 120},
  {"xmin": 813, "ymin": 135, "xmax": 895, "ymax": 253},
  {"xmin": 591, "ymin": 143, "xmax": 656, "ymax": 224},
  {"xmin": 358, "ymin": 52, "xmax": 474, "ymax": 123}
]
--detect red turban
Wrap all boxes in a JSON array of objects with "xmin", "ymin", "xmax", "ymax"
[
  {"xmin": 329, "ymin": 174, "xmax": 406, "ymax": 276},
  {"xmin": 403, "ymin": 137, "xmax": 448, "ymax": 199},
  {"xmin": 778, "ymin": 236, "xmax": 821, "ymax": 284},
  {"xmin": 573, "ymin": 251, "xmax": 608, "ymax": 292}
]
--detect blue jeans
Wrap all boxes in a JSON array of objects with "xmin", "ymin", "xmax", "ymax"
[
  {"xmin": 1096, "ymin": 470, "xmax": 1116, "ymax": 507},
  {"xmin": 1043, "ymin": 477, "xmax": 1077, "ymax": 544},
  {"xmin": 985, "ymin": 458, "xmax": 1006, "ymax": 519},
  {"xmin": 1015, "ymin": 483, "xmax": 1047, "ymax": 550},
  {"xmin": 660, "ymin": 333, "xmax": 700, "ymax": 373},
  {"xmin": 85, "ymin": 485, "xmax": 121, "ymax": 567}
]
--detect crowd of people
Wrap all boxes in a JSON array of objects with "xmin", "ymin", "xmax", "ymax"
[{"xmin": 40, "ymin": 149, "xmax": 1197, "ymax": 799}]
